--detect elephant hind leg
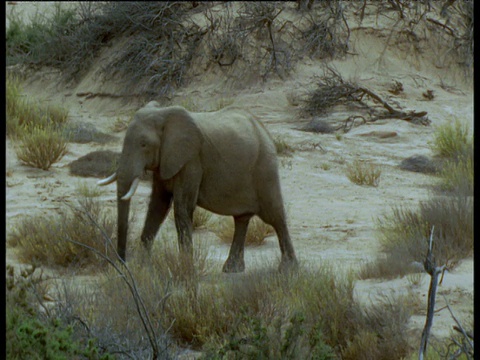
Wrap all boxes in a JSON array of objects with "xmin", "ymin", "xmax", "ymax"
[
  {"xmin": 222, "ymin": 214, "xmax": 252, "ymax": 273},
  {"xmin": 258, "ymin": 206, "xmax": 298, "ymax": 271}
]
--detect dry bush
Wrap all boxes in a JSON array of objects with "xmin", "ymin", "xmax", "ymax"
[
  {"xmin": 301, "ymin": 69, "xmax": 361, "ymax": 117},
  {"xmin": 214, "ymin": 216, "xmax": 275, "ymax": 246},
  {"xmin": 100, "ymin": 2, "xmax": 203, "ymax": 96},
  {"xmin": 235, "ymin": 2, "xmax": 294, "ymax": 80},
  {"xmin": 439, "ymin": 154, "xmax": 473, "ymax": 195},
  {"xmin": 69, "ymin": 150, "xmax": 120, "ymax": 178},
  {"xmin": 358, "ymin": 254, "xmax": 418, "ymax": 280},
  {"xmin": 32, "ymin": 254, "xmax": 415, "ymax": 358},
  {"xmin": 346, "ymin": 160, "xmax": 381, "ymax": 187},
  {"xmin": 15, "ymin": 122, "xmax": 69, "ymax": 171},
  {"xmin": 7, "ymin": 197, "xmax": 115, "ymax": 270},
  {"xmin": 377, "ymin": 194, "xmax": 473, "ymax": 270},
  {"xmin": 300, "ymin": 1, "xmax": 350, "ymax": 60}
]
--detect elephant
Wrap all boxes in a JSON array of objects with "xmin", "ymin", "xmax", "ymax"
[{"xmin": 98, "ymin": 101, "xmax": 297, "ymax": 273}]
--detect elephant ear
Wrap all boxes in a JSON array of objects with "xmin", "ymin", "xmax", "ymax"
[{"xmin": 160, "ymin": 112, "xmax": 202, "ymax": 180}]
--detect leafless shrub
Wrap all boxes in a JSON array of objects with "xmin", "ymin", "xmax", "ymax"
[
  {"xmin": 235, "ymin": 2, "xmax": 295, "ymax": 80},
  {"xmin": 300, "ymin": 1, "xmax": 350, "ymax": 60},
  {"xmin": 7, "ymin": 197, "xmax": 116, "ymax": 270},
  {"xmin": 301, "ymin": 69, "xmax": 361, "ymax": 117},
  {"xmin": 377, "ymin": 194, "xmax": 473, "ymax": 270}
]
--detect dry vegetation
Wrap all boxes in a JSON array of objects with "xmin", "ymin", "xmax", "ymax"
[
  {"xmin": 7, "ymin": 74, "xmax": 69, "ymax": 170},
  {"xmin": 345, "ymin": 160, "xmax": 382, "ymax": 187},
  {"xmin": 360, "ymin": 120, "xmax": 473, "ymax": 280},
  {"xmin": 214, "ymin": 216, "xmax": 275, "ymax": 247},
  {"xmin": 6, "ymin": 1, "xmax": 474, "ymax": 359}
]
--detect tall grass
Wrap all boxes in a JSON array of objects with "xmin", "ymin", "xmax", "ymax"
[
  {"xmin": 430, "ymin": 119, "xmax": 472, "ymax": 160},
  {"xmin": 7, "ymin": 197, "xmax": 115, "ymax": 270},
  {"xmin": 15, "ymin": 121, "xmax": 69, "ymax": 170}
]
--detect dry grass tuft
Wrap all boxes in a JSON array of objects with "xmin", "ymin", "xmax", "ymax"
[
  {"xmin": 346, "ymin": 160, "xmax": 381, "ymax": 187},
  {"xmin": 273, "ymin": 135, "xmax": 295, "ymax": 156},
  {"xmin": 214, "ymin": 216, "xmax": 275, "ymax": 246},
  {"xmin": 7, "ymin": 197, "xmax": 115, "ymax": 270},
  {"xmin": 15, "ymin": 121, "xmax": 68, "ymax": 171}
]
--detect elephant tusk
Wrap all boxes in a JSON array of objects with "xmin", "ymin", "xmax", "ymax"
[
  {"xmin": 97, "ymin": 173, "xmax": 117, "ymax": 186},
  {"xmin": 121, "ymin": 177, "xmax": 140, "ymax": 201}
]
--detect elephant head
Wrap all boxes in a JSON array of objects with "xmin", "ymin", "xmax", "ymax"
[{"xmin": 98, "ymin": 103, "xmax": 202, "ymax": 260}]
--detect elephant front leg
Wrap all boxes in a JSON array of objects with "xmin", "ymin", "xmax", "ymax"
[
  {"xmin": 222, "ymin": 215, "xmax": 252, "ymax": 273},
  {"xmin": 141, "ymin": 177, "xmax": 172, "ymax": 252}
]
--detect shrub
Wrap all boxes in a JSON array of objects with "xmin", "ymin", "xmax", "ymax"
[
  {"xmin": 6, "ymin": 265, "xmax": 114, "ymax": 360},
  {"xmin": 439, "ymin": 154, "xmax": 473, "ymax": 195},
  {"xmin": 346, "ymin": 160, "xmax": 381, "ymax": 187},
  {"xmin": 7, "ymin": 197, "xmax": 115, "ymax": 270},
  {"xmin": 6, "ymin": 3, "xmax": 78, "ymax": 66},
  {"xmin": 376, "ymin": 194, "xmax": 473, "ymax": 271},
  {"xmin": 214, "ymin": 216, "xmax": 275, "ymax": 246},
  {"xmin": 430, "ymin": 119, "xmax": 472, "ymax": 160},
  {"xmin": 15, "ymin": 121, "xmax": 68, "ymax": 170}
]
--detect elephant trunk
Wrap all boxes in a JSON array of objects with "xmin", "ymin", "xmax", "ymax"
[
  {"xmin": 115, "ymin": 160, "xmax": 145, "ymax": 260},
  {"xmin": 117, "ymin": 197, "xmax": 130, "ymax": 261}
]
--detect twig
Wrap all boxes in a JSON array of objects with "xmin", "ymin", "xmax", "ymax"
[{"xmin": 444, "ymin": 295, "xmax": 474, "ymax": 354}]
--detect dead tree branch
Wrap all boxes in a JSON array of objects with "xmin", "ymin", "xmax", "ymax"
[
  {"xmin": 419, "ymin": 226, "xmax": 448, "ymax": 360},
  {"xmin": 444, "ymin": 295, "xmax": 474, "ymax": 357}
]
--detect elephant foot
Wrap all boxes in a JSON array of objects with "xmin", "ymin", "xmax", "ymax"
[
  {"xmin": 222, "ymin": 257, "xmax": 245, "ymax": 273},
  {"xmin": 278, "ymin": 256, "xmax": 299, "ymax": 273}
]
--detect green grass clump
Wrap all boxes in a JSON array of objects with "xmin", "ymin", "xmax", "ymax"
[
  {"xmin": 15, "ymin": 121, "xmax": 69, "ymax": 171},
  {"xmin": 7, "ymin": 74, "xmax": 70, "ymax": 170},
  {"xmin": 430, "ymin": 119, "xmax": 472, "ymax": 160},
  {"xmin": 346, "ymin": 160, "xmax": 381, "ymax": 187},
  {"xmin": 7, "ymin": 198, "xmax": 115, "ymax": 270},
  {"xmin": 430, "ymin": 119, "xmax": 473, "ymax": 194}
]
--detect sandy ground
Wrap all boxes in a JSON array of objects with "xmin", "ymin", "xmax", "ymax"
[{"xmin": 6, "ymin": 1, "xmax": 473, "ymax": 346}]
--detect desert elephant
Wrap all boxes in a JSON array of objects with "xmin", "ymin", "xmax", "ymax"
[{"xmin": 98, "ymin": 101, "xmax": 297, "ymax": 273}]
